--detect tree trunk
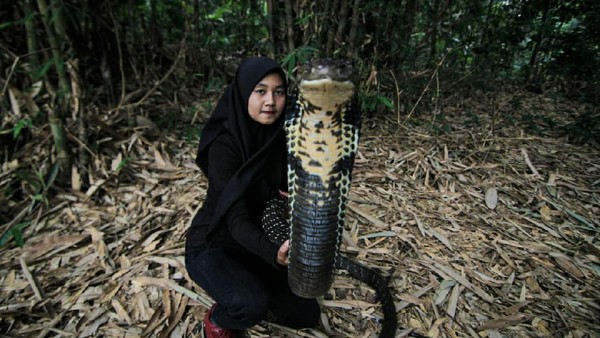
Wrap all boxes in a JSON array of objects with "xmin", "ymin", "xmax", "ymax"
[
  {"xmin": 430, "ymin": 0, "xmax": 440, "ymax": 59},
  {"xmin": 50, "ymin": 0, "xmax": 66, "ymax": 46},
  {"xmin": 265, "ymin": 0, "xmax": 276, "ymax": 55},
  {"xmin": 348, "ymin": 0, "xmax": 361, "ymax": 58},
  {"xmin": 22, "ymin": 0, "xmax": 40, "ymax": 73},
  {"xmin": 402, "ymin": 0, "xmax": 417, "ymax": 55},
  {"xmin": 334, "ymin": 0, "xmax": 350, "ymax": 53},
  {"xmin": 528, "ymin": 0, "xmax": 551, "ymax": 84},
  {"xmin": 284, "ymin": 0, "xmax": 295, "ymax": 52},
  {"xmin": 37, "ymin": 0, "xmax": 72, "ymax": 179},
  {"xmin": 325, "ymin": 0, "xmax": 338, "ymax": 55},
  {"xmin": 37, "ymin": 0, "xmax": 69, "ymax": 100}
]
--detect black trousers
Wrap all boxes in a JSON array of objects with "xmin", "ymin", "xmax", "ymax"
[{"xmin": 185, "ymin": 246, "xmax": 320, "ymax": 331}]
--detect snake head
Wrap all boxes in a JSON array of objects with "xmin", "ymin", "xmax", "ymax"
[{"xmin": 297, "ymin": 58, "xmax": 357, "ymax": 83}]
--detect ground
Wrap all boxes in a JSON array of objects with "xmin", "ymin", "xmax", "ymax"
[{"xmin": 0, "ymin": 87, "xmax": 599, "ymax": 338}]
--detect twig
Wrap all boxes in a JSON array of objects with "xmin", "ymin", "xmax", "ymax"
[
  {"xmin": 108, "ymin": 1, "xmax": 126, "ymax": 107},
  {"xmin": 405, "ymin": 50, "xmax": 451, "ymax": 121},
  {"xmin": 521, "ymin": 148, "xmax": 541, "ymax": 178},
  {"xmin": 110, "ymin": 38, "xmax": 187, "ymax": 113},
  {"xmin": 132, "ymin": 276, "xmax": 213, "ymax": 308},
  {"xmin": 389, "ymin": 70, "xmax": 403, "ymax": 125},
  {"xmin": 19, "ymin": 256, "xmax": 56, "ymax": 317},
  {"xmin": 1, "ymin": 56, "xmax": 20, "ymax": 97}
]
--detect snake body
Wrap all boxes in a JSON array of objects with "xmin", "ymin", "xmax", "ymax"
[
  {"xmin": 262, "ymin": 59, "xmax": 401, "ymax": 337},
  {"xmin": 262, "ymin": 195, "xmax": 398, "ymax": 338}
]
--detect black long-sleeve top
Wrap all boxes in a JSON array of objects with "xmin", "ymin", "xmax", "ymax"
[{"xmin": 186, "ymin": 132, "xmax": 286, "ymax": 268}]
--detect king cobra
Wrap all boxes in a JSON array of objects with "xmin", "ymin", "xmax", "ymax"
[{"xmin": 262, "ymin": 59, "xmax": 428, "ymax": 338}]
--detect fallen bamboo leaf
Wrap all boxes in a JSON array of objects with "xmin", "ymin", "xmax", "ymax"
[
  {"xmin": 132, "ymin": 276, "xmax": 213, "ymax": 308},
  {"xmin": 427, "ymin": 228, "xmax": 453, "ymax": 251},
  {"xmin": 446, "ymin": 283, "xmax": 461, "ymax": 319},
  {"xmin": 504, "ymin": 301, "xmax": 530, "ymax": 315},
  {"xmin": 358, "ymin": 230, "xmax": 396, "ymax": 240},
  {"xmin": 434, "ymin": 279, "xmax": 456, "ymax": 305},
  {"xmin": 321, "ymin": 299, "xmax": 375, "ymax": 309},
  {"xmin": 479, "ymin": 314, "xmax": 529, "ymax": 330},
  {"xmin": 485, "ymin": 187, "xmax": 498, "ymax": 210},
  {"xmin": 523, "ymin": 216, "xmax": 560, "ymax": 237},
  {"xmin": 397, "ymin": 283, "xmax": 433, "ymax": 310},
  {"xmin": 347, "ymin": 202, "xmax": 388, "ymax": 228},
  {"xmin": 550, "ymin": 253, "xmax": 586, "ymax": 279},
  {"xmin": 111, "ymin": 298, "xmax": 133, "ymax": 324},
  {"xmin": 521, "ymin": 148, "xmax": 541, "ymax": 178},
  {"xmin": 397, "ymin": 293, "xmax": 424, "ymax": 306},
  {"xmin": 539, "ymin": 204, "xmax": 552, "ymax": 221},
  {"xmin": 423, "ymin": 258, "xmax": 494, "ymax": 303}
]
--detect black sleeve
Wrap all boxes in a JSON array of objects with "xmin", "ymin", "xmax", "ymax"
[{"xmin": 207, "ymin": 136, "xmax": 282, "ymax": 267}]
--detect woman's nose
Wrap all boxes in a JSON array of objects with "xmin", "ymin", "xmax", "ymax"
[{"xmin": 265, "ymin": 91, "xmax": 275, "ymax": 105}]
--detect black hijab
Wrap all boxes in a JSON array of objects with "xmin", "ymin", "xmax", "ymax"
[{"xmin": 195, "ymin": 56, "xmax": 287, "ymax": 236}]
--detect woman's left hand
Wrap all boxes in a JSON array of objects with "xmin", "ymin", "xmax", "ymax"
[{"xmin": 276, "ymin": 240, "xmax": 290, "ymax": 266}]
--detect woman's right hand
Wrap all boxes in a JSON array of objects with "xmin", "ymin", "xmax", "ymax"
[{"xmin": 276, "ymin": 240, "xmax": 290, "ymax": 266}]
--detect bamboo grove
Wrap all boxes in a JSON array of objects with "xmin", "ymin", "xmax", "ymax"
[{"xmin": 0, "ymin": 0, "xmax": 598, "ymax": 228}]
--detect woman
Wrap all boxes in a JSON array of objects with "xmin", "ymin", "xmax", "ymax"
[{"xmin": 185, "ymin": 57, "xmax": 320, "ymax": 338}]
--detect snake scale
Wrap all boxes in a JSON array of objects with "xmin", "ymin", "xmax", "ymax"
[{"xmin": 262, "ymin": 59, "xmax": 428, "ymax": 338}]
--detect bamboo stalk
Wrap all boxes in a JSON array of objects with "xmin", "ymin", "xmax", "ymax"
[{"xmin": 37, "ymin": 0, "xmax": 72, "ymax": 178}]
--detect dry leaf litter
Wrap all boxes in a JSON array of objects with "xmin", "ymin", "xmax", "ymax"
[{"xmin": 1, "ymin": 88, "xmax": 599, "ymax": 338}]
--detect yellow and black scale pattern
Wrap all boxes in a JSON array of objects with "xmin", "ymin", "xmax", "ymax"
[{"xmin": 284, "ymin": 74, "xmax": 360, "ymax": 299}]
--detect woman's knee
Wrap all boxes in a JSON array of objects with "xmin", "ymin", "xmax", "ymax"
[{"xmin": 223, "ymin": 291, "xmax": 270, "ymax": 328}]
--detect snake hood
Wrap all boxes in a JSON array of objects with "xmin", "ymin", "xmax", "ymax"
[{"xmin": 194, "ymin": 56, "xmax": 287, "ymax": 238}]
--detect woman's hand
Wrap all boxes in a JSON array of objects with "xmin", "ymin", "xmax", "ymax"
[{"xmin": 276, "ymin": 239, "xmax": 290, "ymax": 266}]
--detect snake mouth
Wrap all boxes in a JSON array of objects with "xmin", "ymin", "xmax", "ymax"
[{"xmin": 297, "ymin": 58, "xmax": 356, "ymax": 83}]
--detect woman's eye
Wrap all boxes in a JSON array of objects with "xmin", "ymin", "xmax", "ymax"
[
  {"xmin": 255, "ymin": 89, "xmax": 265, "ymax": 94},
  {"xmin": 275, "ymin": 90, "xmax": 285, "ymax": 96}
]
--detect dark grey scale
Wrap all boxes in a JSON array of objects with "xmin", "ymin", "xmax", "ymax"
[
  {"xmin": 308, "ymin": 160, "xmax": 322, "ymax": 167},
  {"xmin": 302, "ymin": 100, "xmax": 322, "ymax": 115}
]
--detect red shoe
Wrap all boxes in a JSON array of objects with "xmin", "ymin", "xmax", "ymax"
[{"xmin": 203, "ymin": 305, "xmax": 236, "ymax": 338}]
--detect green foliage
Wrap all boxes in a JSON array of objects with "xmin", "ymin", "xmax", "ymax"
[
  {"xmin": 429, "ymin": 112, "xmax": 453, "ymax": 135},
  {"xmin": 563, "ymin": 109, "xmax": 600, "ymax": 143},
  {"xmin": 115, "ymin": 157, "xmax": 133, "ymax": 172},
  {"xmin": 12, "ymin": 119, "xmax": 32, "ymax": 138},
  {"xmin": 359, "ymin": 91, "xmax": 394, "ymax": 114},
  {"xmin": 463, "ymin": 111, "xmax": 480, "ymax": 128},
  {"xmin": 0, "ymin": 221, "xmax": 31, "ymax": 247},
  {"xmin": 34, "ymin": 59, "xmax": 55, "ymax": 81},
  {"xmin": 520, "ymin": 110, "xmax": 557, "ymax": 136},
  {"xmin": 0, "ymin": 13, "xmax": 34, "ymax": 31},
  {"xmin": 13, "ymin": 163, "xmax": 60, "ymax": 208},
  {"xmin": 281, "ymin": 46, "xmax": 319, "ymax": 78}
]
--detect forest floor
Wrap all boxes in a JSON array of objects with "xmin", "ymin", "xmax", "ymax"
[{"xmin": 1, "ymin": 85, "xmax": 599, "ymax": 338}]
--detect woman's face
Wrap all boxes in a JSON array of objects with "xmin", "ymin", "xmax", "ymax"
[{"xmin": 248, "ymin": 72, "xmax": 286, "ymax": 125}]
